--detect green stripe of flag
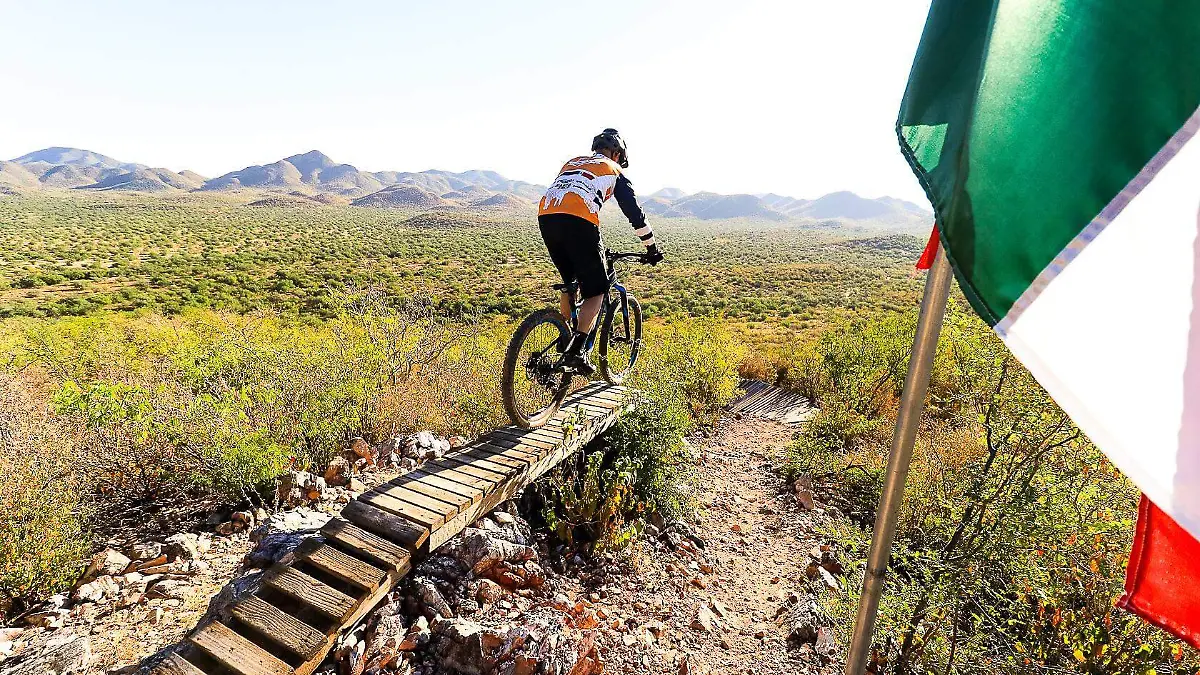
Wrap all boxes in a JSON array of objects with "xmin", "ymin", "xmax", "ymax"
[{"xmin": 898, "ymin": 0, "xmax": 1200, "ymax": 325}]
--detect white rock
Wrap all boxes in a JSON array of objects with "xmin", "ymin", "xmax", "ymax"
[
  {"xmin": 72, "ymin": 576, "xmax": 119, "ymax": 603},
  {"xmin": 124, "ymin": 542, "xmax": 161, "ymax": 562},
  {"xmin": 83, "ymin": 549, "xmax": 130, "ymax": 581},
  {"xmin": 24, "ymin": 608, "xmax": 68, "ymax": 629},
  {"xmin": 164, "ymin": 534, "xmax": 203, "ymax": 561},
  {"xmin": 818, "ymin": 566, "xmax": 841, "ymax": 592},
  {"xmin": 146, "ymin": 579, "xmax": 190, "ymax": 600}
]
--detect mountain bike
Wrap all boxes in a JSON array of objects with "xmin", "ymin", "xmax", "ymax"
[{"xmin": 501, "ymin": 249, "xmax": 649, "ymax": 428}]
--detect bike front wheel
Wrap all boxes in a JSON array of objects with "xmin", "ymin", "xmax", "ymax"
[
  {"xmin": 598, "ymin": 294, "xmax": 643, "ymax": 385},
  {"xmin": 501, "ymin": 309, "xmax": 573, "ymax": 428}
]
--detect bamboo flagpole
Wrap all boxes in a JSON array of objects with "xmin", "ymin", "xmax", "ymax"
[{"xmin": 844, "ymin": 242, "xmax": 953, "ymax": 674}]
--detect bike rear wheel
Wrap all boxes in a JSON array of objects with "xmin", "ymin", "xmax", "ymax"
[
  {"xmin": 599, "ymin": 294, "xmax": 643, "ymax": 385},
  {"xmin": 502, "ymin": 309, "xmax": 573, "ymax": 428}
]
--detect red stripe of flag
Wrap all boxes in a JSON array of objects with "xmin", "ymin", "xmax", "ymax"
[
  {"xmin": 916, "ymin": 224, "xmax": 939, "ymax": 270},
  {"xmin": 1119, "ymin": 495, "xmax": 1200, "ymax": 649}
]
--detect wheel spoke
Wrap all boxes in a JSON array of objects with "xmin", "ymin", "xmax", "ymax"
[{"xmin": 511, "ymin": 321, "xmax": 566, "ymax": 419}]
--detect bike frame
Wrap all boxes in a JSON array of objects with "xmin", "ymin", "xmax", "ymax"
[{"xmin": 567, "ymin": 249, "xmax": 637, "ymax": 351}]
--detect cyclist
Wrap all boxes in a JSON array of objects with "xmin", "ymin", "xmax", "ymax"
[{"xmin": 538, "ymin": 128, "xmax": 663, "ymax": 375}]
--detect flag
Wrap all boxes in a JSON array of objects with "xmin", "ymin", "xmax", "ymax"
[
  {"xmin": 898, "ymin": 0, "xmax": 1200, "ymax": 644},
  {"xmin": 1121, "ymin": 496, "xmax": 1200, "ymax": 648}
]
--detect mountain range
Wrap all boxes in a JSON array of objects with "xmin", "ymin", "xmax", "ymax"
[{"xmin": 0, "ymin": 147, "xmax": 931, "ymax": 225}]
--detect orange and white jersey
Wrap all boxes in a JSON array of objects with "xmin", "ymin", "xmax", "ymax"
[{"xmin": 538, "ymin": 153, "xmax": 623, "ymax": 225}]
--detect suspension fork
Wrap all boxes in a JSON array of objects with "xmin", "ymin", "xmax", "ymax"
[{"xmin": 612, "ymin": 283, "xmax": 631, "ymax": 340}]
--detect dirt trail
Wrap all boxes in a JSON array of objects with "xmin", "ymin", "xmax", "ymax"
[{"xmin": 586, "ymin": 416, "xmax": 843, "ymax": 675}]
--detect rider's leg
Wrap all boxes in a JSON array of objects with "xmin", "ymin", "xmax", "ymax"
[
  {"xmin": 576, "ymin": 294, "xmax": 603, "ymax": 336},
  {"xmin": 559, "ymin": 292, "xmax": 572, "ymax": 324}
]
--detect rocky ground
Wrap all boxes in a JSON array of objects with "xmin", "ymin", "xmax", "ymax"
[
  {"xmin": 554, "ymin": 417, "xmax": 843, "ymax": 675},
  {"xmin": 1, "ymin": 416, "xmax": 846, "ymax": 675}
]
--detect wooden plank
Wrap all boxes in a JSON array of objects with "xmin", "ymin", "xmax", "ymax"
[
  {"xmin": 491, "ymin": 425, "xmax": 560, "ymax": 444},
  {"xmin": 433, "ymin": 455, "xmax": 510, "ymax": 481},
  {"xmin": 232, "ymin": 595, "xmax": 326, "ymax": 659},
  {"xmin": 478, "ymin": 432, "xmax": 547, "ymax": 456},
  {"xmin": 571, "ymin": 402, "xmax": 614, "ymax": 418},
  {"xmin": 383, "ymin": 477, "xmax": 473, "ymax": 511},
  {"xmin": 455, "ymin": 446, "xmax": 529, "ymax": 470},
  {"xmin": 299, "ymin": 542, "xmax": 388, "ymax": 591},
  {"xmin": 426, "ymin": 457, "xmax": 507, "ymax": 483},
  {"xmin": 190, "ymin": 621, "xmax": 292, "ymax": 675},
  {"xmin": 490, "ymin": 429, "xmax": 557, "ymax": 451},
  {"xmin": 442, "ymin": 453, "xmax": 517, "ymax": 477},
  {"xmin": 263, "ymin": 566, "xmax": 357, "ymax": 620},
  {"xmin": 376, "ymin": 482, "xmax": 464, "ymax": 515},
  {"xmin": 342, "ymin": 500, "xmax": 430, "ymax": 549},
  {"xmin": 470, "ymin": 439, "xmax": 542, "ymax": 461},
  {"xmin": 406, "ymin": 465, "xmax": 494, "ymax": 493},
  {"xmin": 428, "ymin": 429, "xmax": 584, "ymax": 550},
  {"xmin": 360, "ymin": 490, "xmax": 446, "ymax": 528},
  {"xmin": 293, "ymin": 565, "xmax": 406, "ymax": 675},
  {"xmin": 320, "ymin": 518, "xmax": 412, "ymax": 573},
  {"xmin": 397, "ymin": 470, "xmax": 484, "ymax": 503},
  {"xmin": 586, "ymin": 389, "xmax": 626, "ymax": 405},
  {"xmin": 155, "ymin": 652, "xmax": 207, "ymax": 675}
]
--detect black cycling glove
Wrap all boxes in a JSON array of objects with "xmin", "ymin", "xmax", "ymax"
[{"xmin": 644, "ymin": 243, "xmax": 664, "ymax": 266}]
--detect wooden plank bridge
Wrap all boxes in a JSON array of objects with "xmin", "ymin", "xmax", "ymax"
[{"xmin": 154, "ymin": 382, "xmax": 630, "ymax": 675}]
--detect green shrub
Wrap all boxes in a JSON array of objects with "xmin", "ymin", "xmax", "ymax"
[
  {"xmin": 779, "ymin": 309, "xmax": 1200, "ymax": 674},
  {"xmin": 632, "ymin": 318, "xmax": 744, "ymax": 424},
  {"xmin": 0, "ymin": 373, "xmax": 89, "ymax": 620},
  {"xmin": 532, "ymin": 392, "xmax": 693, "ymax": 551}
]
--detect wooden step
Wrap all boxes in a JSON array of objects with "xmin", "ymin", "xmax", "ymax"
[
  {"xmin": 398, "ymin": 470, "xmax": 486, "ymax": 503},
  {"xmin": 342, "ymin": 500, "xmax": 430, "ymax": 549},
  {"xmin": 440, "ymin": 453, "xmax": 515, "ymax": 477},
  {"xmin": 360, "ymin": 490, "xmax": 447, "ymax": 529},
  {"xmin": 384, "ymin": 477, "xmax": 474, "ymax": 511},
  {"xmin": 416, "ymin": 462, "xmax": 501, "ymax": 489},
  {"xmin": 232, "ymin": 595, "xmax": 325, "ymax": 659},
  {"xmin": 263, "ymin": 566, "xmax": 356, "ymax": 620},
  {"xmin": 298, "ymin": 541, "xmax": 388, "ymax": 592},
  {"xmin": 453, "ymin": 448, "xmax": 528, "ymax": 470},
  {"xmin": 430, "ymin": 456, "xmax": 509, "ymax": 482},
  {"xmin": 190, "ymin": 621, "xmax": 292, "ymax": 675},
  {"xmin": 320, "ymin": 519, "xmax": 412, "ymax": 573}
]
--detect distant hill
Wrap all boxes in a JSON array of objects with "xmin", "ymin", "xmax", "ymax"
[
  {"xmin": 639, "ymin": 188, "xmax": 929, "ymax": 227},
  {"xmin": 471, "ymin": 193, "xmax": 532, "ymax": 209},
  {"xmin": 13, "ymin": 147, "xmax": 141, "ymax": 171},
  {"xmin": 202, "ymin": 151, "xmax": 542, "ymax": 203},
  {"xmin": 4, "ymin": 147, "xmax": 204, "ymax": 193},
  {"xmin": 350, "ymin": 184, "xmax": 449, "ymax": 209},
  {"xmin": 662, "ymin": 192, "xmax": 787, "ymax": 221},
  {"xmin": 3, "ymin": 146, "xmax": 931, "ymax": 226},
  {"xmin": 79, "ymin": 168, "xmax": 206, "ymax": 193},
  {"xmin": 0, "ymin": 161, "xmax": 42, "ymax": 191},
  {"xmin": 797, "ymin": 191, "xmax": 898, "ymax": 219}
]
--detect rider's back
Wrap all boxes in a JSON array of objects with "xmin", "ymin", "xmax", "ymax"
[{"xmin": 538, "ymin": 153, "xmax": 624, "ymax": 226}]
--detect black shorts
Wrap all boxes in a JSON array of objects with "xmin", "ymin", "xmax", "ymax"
[{"xmin": 538, "ymin": 213, "xmax": 610, "ymax": 298}]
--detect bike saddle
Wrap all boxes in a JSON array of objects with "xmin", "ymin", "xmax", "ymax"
[{"xmin": 552, "ymin": 282, "xmax": 579, "ymax": 292}]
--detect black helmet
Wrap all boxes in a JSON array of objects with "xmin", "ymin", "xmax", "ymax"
[{"xmin": 591, "ymin": 128, "xmax": 629, "ymax": 168}]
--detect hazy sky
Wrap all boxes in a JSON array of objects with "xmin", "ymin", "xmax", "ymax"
[{"xmin": 0, "ymin": 1, "xmax": 934, "ymax": 202}]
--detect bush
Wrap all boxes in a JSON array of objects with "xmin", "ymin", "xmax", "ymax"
[
  {"xmin": 778, "ymin": 309, "xmax": 1200, "ymax": 674},
  {"xmin": 632, "ymin": 318, "xmax": 744, "ymax": 425},
  {"xmin": 530, "ymin": 392, "xmax": 693, "ymax": 551},
  {"xmin": 0, "ymin": 373, "xmax": 89, "ymax": 620},
  {"xmin": 17, "ymin": 300, "xmax": 510, "ymax": 505},
  {"xmin": 529, "ymin": 317, "xmax": 743, "ymax": 551}
]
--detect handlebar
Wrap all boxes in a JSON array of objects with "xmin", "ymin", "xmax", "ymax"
[{"xmin": 605, "ymin": 249, "xmax": 652, "ymax": 264}]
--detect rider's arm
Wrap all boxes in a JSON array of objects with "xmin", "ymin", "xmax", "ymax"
[{"xmin": 613, "ymin": 174, "xmax": 656, "ymax": 249}]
